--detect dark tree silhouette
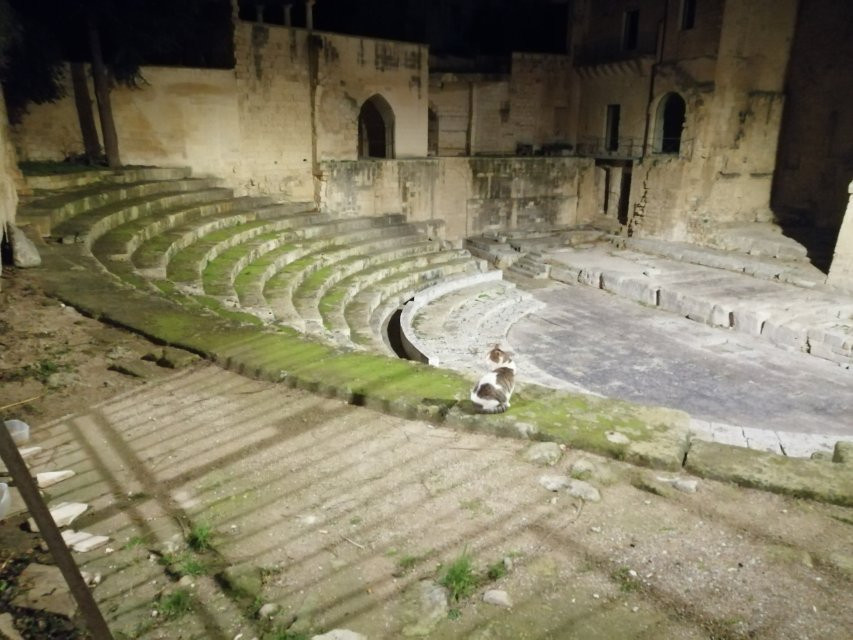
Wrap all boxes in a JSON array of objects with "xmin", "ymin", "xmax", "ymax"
[{"xmin": 2, "ymin": 0, "xmax": 234, "ymax": 166}]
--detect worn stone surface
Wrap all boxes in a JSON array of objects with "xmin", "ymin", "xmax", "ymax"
[
  {"xmin": 685, "ymin": 440, "xmax": 853, "ymax": 507},
  {"xmin": 11, "ymin": 563, "xmax": 76, "ymax": 618},
  {"xmin": 567, "ymin": 479, "xmax": 601, "ymax": 502},
  {"xmin": 834, "ymin": 441, "xmax": 853, "ymax": 464},
  {"xmin": 401, "ymin": 580, "xmax": 448, "ymax": 637},
  {"xmin": 312, "ymin": 630, "xmax": 367, "ymax": 640}
]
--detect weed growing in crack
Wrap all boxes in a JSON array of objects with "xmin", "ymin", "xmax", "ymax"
[
  {"xmin": 156, "ymin": 588, "xmax": 193, "ymax": 619},
  {"xmin": 486, "ymin": 560, "xmax": 507, "ymax": 581},
  {"xmin": 611, "ymin": 566, "xmax": 640, "ymax": 592},
  {"xmin": 440, "ymin": 550, "xmax": 478, "ymax": 602},
  {"xmin": 187, "ymin": 523, "xmax": 214, "ymax": 552}
]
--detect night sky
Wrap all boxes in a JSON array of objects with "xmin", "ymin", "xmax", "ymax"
[{"xmin": 237, "ymin": 0, "xmax": 569, "ymax": 56}]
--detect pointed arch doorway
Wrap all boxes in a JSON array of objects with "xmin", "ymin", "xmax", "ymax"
[{"xmin": 358, "ymin": 94, "xmax": 395, "ymax": 159}]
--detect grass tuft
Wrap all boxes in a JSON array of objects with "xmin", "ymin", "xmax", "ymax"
[
  {"xmin": 156, "ymin": 588, "xmax": 193, "ymax": 619},
  {"xmin": 440, "ymin": 550, "xmax": 478, "ymax": 602},
  {"xmin": 187, "ymin": 523, "xmax": 214, "ymax": 552}
]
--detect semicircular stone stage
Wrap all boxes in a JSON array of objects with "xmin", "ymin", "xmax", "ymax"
[{"xmin": 18, "ymin": 166, "xmax": 853, "ymax": 458}]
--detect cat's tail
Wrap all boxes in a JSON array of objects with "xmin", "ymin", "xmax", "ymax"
[{"xmin": 478, "ymin": 404, "xmax": 508, "ymax": 414}]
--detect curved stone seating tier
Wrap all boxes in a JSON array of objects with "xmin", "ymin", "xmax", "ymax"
[
  {"xmin": 130, "ymin": 204, "xmax": 316, "ymax": 276},
  {"xmin": 199, "ymin": 214, "xmax": 415, "ymax": 301},
  {"xmin": 316, "ymin": 250, "xmax": 475, "ymax": 335},
  {"xmin": 402, "ymin": 279, "xmax": 544, "ymax": 372},
  {"xmin": 92, "ymin": 196, "xmax": 274, "ymax": 261},
  {"xmin": 22, "ymin": 166, "xmax": 192, "ymax": 192},
  {"xmin": 337, "ymin": 256, "xmax": 487, "ymax": 351},
  {"xmin": 22, "ymin": 176, "xmax": 222, "ymax": 238},
  {"xmin": 291, "ymin": 239, "xmax": 439, "ymax": 323},
  {"xmin": 20, "ymin": 166, "xmax": 495, "ymax": 359},
  {"xmin": 260, "ymin": 222, "xmax": 443, "ymax": 328}
]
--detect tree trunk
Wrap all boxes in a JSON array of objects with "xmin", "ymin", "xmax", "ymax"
[
  {"xmin": 86, "ymin": 13, "xmax": 121, "ymax": 169},
  {"xmin": 70, "ymin": 63, "xmax": 102, "ymax": 165}
]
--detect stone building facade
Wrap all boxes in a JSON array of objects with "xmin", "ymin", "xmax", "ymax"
[{"xmin": 6, "ymin": 0, "xmax": 852, "ymax": 281}]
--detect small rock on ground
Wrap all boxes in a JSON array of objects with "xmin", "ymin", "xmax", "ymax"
[
  {"xmin": 567, "ymin": 479, "xmax": 601, "ymax": 502},
  {"xmin": 605, "ymin": 431, "xmax": 631, "ymax": 444},
  {"xmin": 483, "ymin": 589, "xmax": 513, "ymax": 608},
  {"xmin": 524, "ymin": 442, "xmax": 562, "ymax": 466},
  {"xmin": 259, "ymin": 603, "xmax": 280, "ymax": 618},
  {"xmin": 11, "ymin": 225, "xmax": 41, "ymax": 268},
  {"xmin": 570, "ymin": 458, "xmax": 596, "ymax": 479},
  {"xmin": 539, "ymin": 475, "xmax": 570, "ymax": 491}
]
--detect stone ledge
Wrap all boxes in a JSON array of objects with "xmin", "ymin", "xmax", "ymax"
[{"xmin": 685, "ymin": 440, "xmax": 853, "ymax": 507}]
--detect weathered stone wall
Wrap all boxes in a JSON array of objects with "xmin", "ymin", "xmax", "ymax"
[
  {"xmin": 508, "ymin": 53, "xmax": 574, "ymax": 150},
  {"xmin": 574, "ymin": 61, "xmax": 651, "ymax": 157},
  {"xmin": 318, "ymin": 157, "xmax": 594, "ymax": 242},
  {"xmin": 233, "ymin": 23, "xmax": 314, "ymax": 198},
  {"xmin": 826, "ymin": 182, "xmax": 853, "ymax": 292},
  {"xmin": 12, "ymin": 22, "xmax": 428, "ymax": 201},
  {"xmin": 772, "ymin": 0, "xmax": 853, "ymax": 232},
  {"xmin": 625, "ymin": 0, "xmax": 799, "ymax": 242},
  {"xmin": 312, "ymin": 31, "xmax": 428, "ymax": 161},
  {"xmin": 428, "ymin": 74, "xmax": 472, "ymax": 156}
]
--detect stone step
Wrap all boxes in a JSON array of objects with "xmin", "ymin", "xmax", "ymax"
[
  {"xmin": 345, "ymin": 258, "xmax": 485, "ymax": 351},
  {"xmin": 706, "ymin": 223, "xmax": 810, "ymax": 261},
  {"xmin": 20, "ymin": 177, "xmax": 221, "ymax": 236},
  {"xmin": 93, "ymin": 196, "xmax": 275, "ymax": 259},
  {"xmin": 238, "ymin": 225, "xmax": 426, "ymax": 323},
  {"xmin": 22, "ymin": 166, "xmax": 192, "ymax": 191},
  {"xmin": 547, "ymin": 247, "xmax": 853, "ymax": 365},
  {"xmin": 55, "ymin": 186, "xmax": 233, "ymax": 249},
  {"xmin": 291, "ymin": 240, "xmax": 440, "ymax": 323},
  {"xmin": 246, "ymin": 223, "xmax": 436, "ymax": 312},
  {"xmin": 175, "ymin": 213, "xmax": 405, "ymax": 289},
  {"xmin": 617, "ymin": 236, "xmax": 826, "ymax": 288},
  {"xmin": 318, "ymin": 251, "xmax": 477, "ymax": 337},
  {"xmin": 131, "ymin": 204, "xmax": 318, "ymax": 273},
  {"xmin": 399, "ymin": 272, "xmax": 507, "ymax": 365}
]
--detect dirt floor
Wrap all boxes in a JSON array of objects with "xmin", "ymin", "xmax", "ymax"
[{"xmin": 1, "ymin": 266, "xmax": 852, "ymax": 640}]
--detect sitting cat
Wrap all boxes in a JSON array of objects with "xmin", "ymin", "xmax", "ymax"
[{"xmin": 470, "ymin": 345, "xmax": 516, "ymax": 414}]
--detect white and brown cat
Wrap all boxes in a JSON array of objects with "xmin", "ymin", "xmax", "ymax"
[{"xmin": 470, "ymin": 345, "xmax": 516, "ymax": 414}]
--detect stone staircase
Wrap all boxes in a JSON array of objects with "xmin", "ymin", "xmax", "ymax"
[{"xmin": 17, "ymin": 167, "xmax": 490, "ymax": 356}]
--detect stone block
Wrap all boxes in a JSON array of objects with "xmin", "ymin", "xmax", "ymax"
[
  {"xmin": 834, "ymin": 441, "xmax": 853, "ymax": 464},
  {"xmin": 685, "ymin": 440, "xmax": 853, "ymax": 507},
  {"xmin": 600, "ymin": 272, "xmax": 658, "ymax": 306}
]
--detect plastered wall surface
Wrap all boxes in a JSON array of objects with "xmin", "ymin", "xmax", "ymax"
[{"xmin": 318, "ymin": 157, "xmax": 594, "ymax": 242}]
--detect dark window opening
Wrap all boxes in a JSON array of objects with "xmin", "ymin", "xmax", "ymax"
[
  {"xmin": 657, "ymin": 93, "xmax": 686, "ymax": 154},
  {"xmin": 681, "ymin": 0, "xmax": 697, "ymax": 30},
  {"xmin": 358, "ymin": 95, "xmax": 395, "ymax": 159},
  {"xmin": 623, "ymin": 9, "xmax": 639, "ymax": 50},
  {"xmin": 606, "ymin": 104, "xmax": 621, "ymax": 152},
  {"xmin": 618, "ymin": 167, "xmax": 632, "ymax": 226},
  {"xmin": 427, "ymin": 107, "xmax": 439, "ymax": 156}
]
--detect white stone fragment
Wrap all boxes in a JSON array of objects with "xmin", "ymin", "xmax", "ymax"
[
  {"xmin": 36, "ymin": 470, "xmax": 76, "ymax": 488},
  {"xmin": 29, "ymin": 502, "xmax": 88, "ymax": 532}
]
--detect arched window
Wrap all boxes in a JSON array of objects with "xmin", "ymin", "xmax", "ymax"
[
  {"xmin": 358, "ymin": 95, "xmax": 395, "ymax": 159},
  {"xmin": 655, "ymin": 93, "xmax": 686, "ymax": 154}
]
